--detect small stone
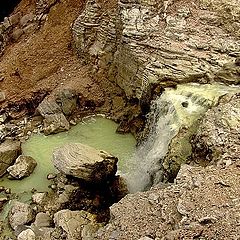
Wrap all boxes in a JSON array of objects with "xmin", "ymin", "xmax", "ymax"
[
  {"xmin": 0, "ymin": 197, "xmax": 8, "ymax": 203},
  {"xmin": 17, "ymin": 229, "xmax": 36, "ymax": 240},
  {"xmin": 0, "ymin": 140, "xmax": 21, "ymax": 177},
  {"xmin": 69, "ymin": 120, "xmax": 77, "ymax": 125},
  {"xmin": 32, "ymin": 192, "xmax": 47, "ymax": 205},
  {"xmin": 34, "ymin": 212, "xmax": 51, "ymax": 228},
  {"xmin": 50, "ymin": 184, "xmax": 57, "ymax": 190},
  {"xmin": 20, "ymin": 13, "xmax": 35, "ymax": 27},
  {"xmin": 5, "ymin": 188, "xmax": 11, "ymax": 194},
  {"xmin": 11, "ymin": 28, "xmax": 24, "ymax": 41},
  {"xmin": 47, "ymin": 173, "xmax": 57, "ymax": 180},
  {"xmin": 199, "ymin": 216, "xmax": 217, "ymax": 224},
  {"xmin": 9, "ymin": 201, "xmax": 34, "ymax": 229},
  {"xmin": 0, "ymin": 113, "xmax": 7, "ymax": 123},
  {"xmin": 9, "ymin": 12, "xmax": 21, "ymax": 26}
]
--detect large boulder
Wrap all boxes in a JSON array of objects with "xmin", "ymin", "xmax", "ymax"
[
  {"xmin": 54, "ymin": 209, "xmax": 101, "ymax": 240},
  {"xmin": 55, "ymin": 89, "xmax": 77, "ymax": 116},
  {"xmin": 52, "ymin": 143, "xmax": 118, "ymax": 182},
  {"xmin": 9, "ymin": 201, "xmax": 34, "ymax": 230},
  {"xmin": 37, "ymin": 97, "xmax": 62, "ymax": 117},
  {"xmin": 7, "ymin": 155, "xmax": 37, "ymax": 179},
  {"xmin": 0, "ymin": 140, "xmax": 21, "ymax": 177},
  {"xmin": 192, "ymin": 93, "xmax": 240, "ymax": 165},
  {"xmin": 37, "ymin": 97, "xmax": 70, "ymax": 135},
  {"xmin": 43, "ymin": 113, "xmax": 70, "ymax": 135}
]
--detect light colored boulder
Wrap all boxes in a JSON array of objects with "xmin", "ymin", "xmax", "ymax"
[
  {"xmin": 52, "ymin": 143, "xmax": 117, "ymax": 182},
  {"xmin": 9, "ymin": 201, "xmax": 34, "ymax": 230},
  {"xmin": 7, "ymin": 155, "xmax": 37, "ymax": 179},
  {"xmin": 0, "ymin": 140, "xmax": 21, "ymax": 177},
  {"xmin": 32, "ymin": 192, "xmax": 47, "ymax": 205},
  {"xmin": 20, "ymin": 13, "xmax": 35, "ymax": 27},
  {"xmin": 192, "ymin": 93, "xmax": 240, "ymax": 165},
  {"xmin": 17, "ymin": 229, "xmax": 36, "ymax": 240},
  {"xmin": 54, "ymin": 210, "xmax": 101, "ymax": 240}
]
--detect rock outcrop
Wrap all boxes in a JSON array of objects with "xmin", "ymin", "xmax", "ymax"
[
  {"xmin": 0, "ymin": 140, "xmax": 21, "ymax": 177},
  {"xmin": 73, "ymin": 0, "xmax": 240, "ymax": 101},
  {"xmin": 97, "ymin": 163, "xmax": 240, "ymax": 239},
  {"xmin": 192, "ymin": 93, "xmax": 240, "ymax": 166},
  {"xmin": 7, "ymin": 155, "xmax": 37, "ymax": 179},
  {"xmin": 52, "ymin": 143, "xmax": 118, "ymax": 182}
]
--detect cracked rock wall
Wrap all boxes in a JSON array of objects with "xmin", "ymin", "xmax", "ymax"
[{"xmin": 73, "ymin": 0, "xmax": 240, "ymax": 100}]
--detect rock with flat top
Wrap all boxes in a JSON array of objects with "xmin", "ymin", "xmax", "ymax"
[
  {"xmin": 53, "ymin": 143, "xmax": 117, "ymax": 182},
  {"xmin": 0, "ymin": 140, "xmax": 21, "ymax": 177},
  {"xmin": 7, "ymin": 155, "xmax": 37, "ymax": 179}
]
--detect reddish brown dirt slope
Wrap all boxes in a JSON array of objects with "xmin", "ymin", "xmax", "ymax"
[{"xmin": 0, "ymin": 0, "xmax": 117, "ymax": 117}]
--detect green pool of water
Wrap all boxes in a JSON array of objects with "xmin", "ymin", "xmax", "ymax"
[{"xmin": 0, "ymin": 116, "xmax": 136, "ymax": 193}]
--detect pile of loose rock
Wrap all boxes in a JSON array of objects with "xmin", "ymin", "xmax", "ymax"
[{"xmin": 0, "ymin": 137, "xmax": 127, "ymax": 239}]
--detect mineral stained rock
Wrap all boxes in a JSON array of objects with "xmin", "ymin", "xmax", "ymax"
[
  {"xmin": 192, "ymin": 93, "xmax": 240, "ymax": 165},
  {"xmin": 52, "ymin": 143, "xmax": 118, "ymax": 182}
]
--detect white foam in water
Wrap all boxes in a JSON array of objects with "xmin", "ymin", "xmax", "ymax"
[{"xmin": 124, "ymin": 83, "xmax": 240, "ymax": 193}]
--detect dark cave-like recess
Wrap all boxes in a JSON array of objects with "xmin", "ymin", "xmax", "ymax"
[{"xmin": 0, "ymin": 0, "xmax": 22, "ymax": 22}]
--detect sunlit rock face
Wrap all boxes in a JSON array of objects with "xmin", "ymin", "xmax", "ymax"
[{"xmin": 73, "ymin": 0, "xmax": 240, "ymax": 99}]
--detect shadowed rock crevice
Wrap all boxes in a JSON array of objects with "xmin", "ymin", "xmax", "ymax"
[{"xmin": 0, "ymin": 0, "xmax": 21, "ymax": 21}]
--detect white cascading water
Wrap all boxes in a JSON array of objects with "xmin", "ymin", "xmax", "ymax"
[{"xmin": 124, "ymin": 83, "xmax": 240, "ymax": 193}]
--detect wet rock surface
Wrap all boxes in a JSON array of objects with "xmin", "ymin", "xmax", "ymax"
[
  {"xmin": 52, "ymin": 143, "xmax": 118, "ymax": 182},
  {"xmin": 7, "ymin": 155, "xmax": 37, "ymax": 179}
]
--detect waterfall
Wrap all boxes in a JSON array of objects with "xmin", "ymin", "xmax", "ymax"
[{"xmin": 124, "ymin": 83, "xmax": 240, "ymax": 193}]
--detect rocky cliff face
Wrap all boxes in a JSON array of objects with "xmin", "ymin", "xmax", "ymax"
[{"xmin": 73, "ymin": 0, "xmax": 240, "ymax": 101}]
